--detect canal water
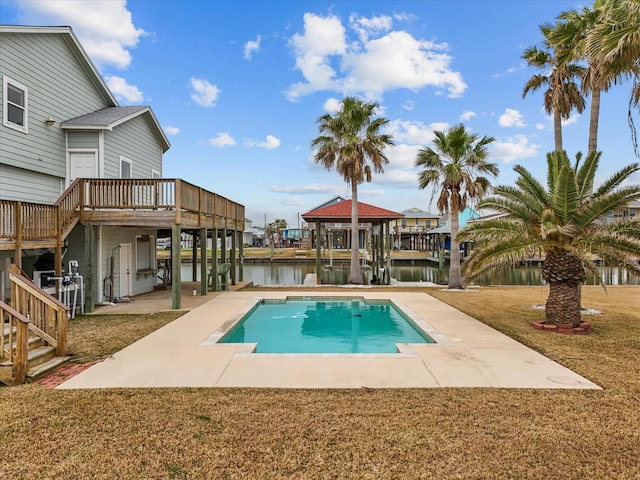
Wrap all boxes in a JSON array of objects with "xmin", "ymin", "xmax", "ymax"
[{"xmin": 179, "ymin": 262, "xmax": 640, "ymax": 286}]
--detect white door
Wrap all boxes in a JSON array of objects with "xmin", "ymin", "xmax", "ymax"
[
  {"xmin": 118, "ymin": 243, "xmax": 132, "ymax": 298},
  {"xmin": 69, "ymin": 152, "xmax": 97, "ymax": 182}
]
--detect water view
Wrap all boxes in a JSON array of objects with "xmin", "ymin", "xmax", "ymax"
[{"xmin": 180, "ymin": 262, "xmax": 640, "ymax": 286}]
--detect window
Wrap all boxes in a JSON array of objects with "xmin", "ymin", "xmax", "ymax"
[
  {"xmin": 3, "ymin": 76, "xmax": 28, "ymax": 133},
  {"xmin": 151, "ymin": 169, "xmax": 161, "ymax": 179},
  {"xmin": 120, "ymin": 156, "xmax": 132, "ymax": 178},
  {"xmin": 136, "ymin": 234, "xmax": 156, "ymax": 274}
]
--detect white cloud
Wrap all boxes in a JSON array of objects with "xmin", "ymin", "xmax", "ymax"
[
  {"xmin": 499, "ymin": 108, "xmax": 526, "ymax": 128},
  {"xmin": 402, "ymin": 100, "xmax": 415, "ymax": 111},
  {"xmin": 386, "ymin": 120, "xmax": 441, "ymax": 146},
  {"xmin": 562, "ymin": 113, "xmax": 581, "ymax": 126},
  {"xmin": 286, "ymin": 13, "xmax": 466, "ymax": 100},
  {"xmin": 491, "ymin": 135, "xmax": 539, "ymax": 163},
  {"xmin": 535, "ymin": 123, "xmax": 546, "ymax": 130},
  {"xmin": 190, "ymin": 78, "xmax": 220, "ymax": 107},
  {"xmin": 460, "ymin": 110, "xmax": 476, "ymax": 121},
  {"xmin": 248, "ymin": 135, "xmax": 281, "ymax": 149},
  {"xmin": 164, "ymin": 126, "xmax": 180, "ymax": 136},
  {"xmin": 244, "ymin": 35, "xmax": 261, "ymax": 60},
  {"xmin": 270, "ymin": 184, "xmax": 343, "ymax": 194},
  {"xmin": 287, "ymin": 13, "xmax": 346, "ymax": 99},
  {"xmin": 16, "ymin": 0, "xmax": 145, "ymax": 70},
  {"xmin": 349, "ymin": 13, "xmax": 393, "ymax": 42},
  {"xmin": 208, "ymin": 132, "xmax": 236, "ymax": 147},
  {"xmin": 323, "ymin": 98, "xmax": 341, "ymax": 113},
  {"xmin": 105, "ymin": 75, "xmax": 143, "ymax": 103}
]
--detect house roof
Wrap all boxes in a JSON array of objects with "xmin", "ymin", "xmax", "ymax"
[
  {"xmin": 302, "ymin": 200, "xmax": 404, "ymax": 223},
  {"xmin": 2, "ymin": 25, "xmax": 170, "ymax": 153},
  {"xmin": 401, "ymin": 207, "xmax": 442, "ymax": 219},
  {"xmin": 0, "ymin": 25, "xmax": 116, "ymax": 106},
  {"xmin": 62, "ymin": 107, "xmax": 171, "ymax": 152}
]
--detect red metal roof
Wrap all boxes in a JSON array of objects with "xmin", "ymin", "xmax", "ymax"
[{"xmin": 302, "ymin": 200, "xmax": 404, "ymax": 222}]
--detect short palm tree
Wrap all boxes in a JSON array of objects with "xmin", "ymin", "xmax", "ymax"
[
  {"xmin": 522, "ymin": 26, "xmax": 586, "ymax": 152},
  {"xmin": 415, "ymin": 124, "xmax": 498, "ymax": 289},
  {"xmin": 311, "ymin": 97, "xmax": 394, "ymax": 284},
  {"xmin": 459, "ymin": 151, "xmax": 640, "ymax": 326}
]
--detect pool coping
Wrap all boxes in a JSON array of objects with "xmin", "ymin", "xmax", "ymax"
[{"xmin": 57, "ymin": 291, "xmax": 601, "ymax": 390}]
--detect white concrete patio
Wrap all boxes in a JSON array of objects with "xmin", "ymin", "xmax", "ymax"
[{"xmin": 58, "ymin": 291, "xmax": 601, "ymax": 390}]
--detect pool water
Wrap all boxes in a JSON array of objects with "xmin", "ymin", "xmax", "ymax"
[{"xmin": 219, "ymin": 298, "xmax": 434, "ymax": 353}]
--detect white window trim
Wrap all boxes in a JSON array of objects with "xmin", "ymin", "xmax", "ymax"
[
  {"xmin": 3, "ymin": 75, "xmax": 28, "ymax": 133},
  {"xmin": 151, "ymin": 168, "xmax": 161, "ymax": 179},
  {"xmin": 119, "ymin": 155, "xmax": 133, "ymax": 178}
]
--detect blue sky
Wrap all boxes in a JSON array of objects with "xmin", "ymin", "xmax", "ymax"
[{"xmin": 3, "ymin": 0, "xmax": 639, "ymax": 227}]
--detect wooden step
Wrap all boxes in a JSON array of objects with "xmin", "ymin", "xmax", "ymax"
[
  {"xmin": 27, "ymin": 356, "xmax": 72, "ymax": 381},
  {"xmin": 0, "ymin": 364, "xmax": 14, "ymax": 385},
  {"xmin": 26, "ymin": 345, "xmax": 56, "ymax": 368}
]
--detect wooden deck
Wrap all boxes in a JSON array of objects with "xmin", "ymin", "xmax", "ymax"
[{"xmin": 0, "ymin": 178, "xmax": 245, "ymax": 253}]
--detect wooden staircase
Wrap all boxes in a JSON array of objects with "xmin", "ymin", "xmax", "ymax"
[{"xmin": 0, "ymin": 265, "xmax": 70, "ymax": 385}]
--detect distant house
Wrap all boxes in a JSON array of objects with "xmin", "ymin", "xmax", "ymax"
[
  {"xmin": 391, "ymin": 207, "xmax": 442, "ymax": 250},
  {"xmin": 0, "ymin": 25, "xmax": 244, "ymax": 310}
]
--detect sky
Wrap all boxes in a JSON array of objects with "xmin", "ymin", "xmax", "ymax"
[{"xmin": 2, "ymin": 0, "xmax": 639, "ymax": 228}]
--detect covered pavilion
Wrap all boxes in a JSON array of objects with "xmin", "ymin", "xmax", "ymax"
[{"xmin": 301, "ymin": 199, "xmax": 404, "ymax": 283}]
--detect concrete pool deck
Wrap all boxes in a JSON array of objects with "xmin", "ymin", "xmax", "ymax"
[{"xmin": 58, "ymin": 291, "xmax": 601, "ymax": 390}]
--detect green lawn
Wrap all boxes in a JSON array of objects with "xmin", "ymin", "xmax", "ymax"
[{"xmin": 1, "ymin": 285, "xmax": 638, "ymax": 479}]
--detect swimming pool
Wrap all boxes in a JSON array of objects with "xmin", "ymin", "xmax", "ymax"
[{"xmin": 218, "ymin": 297, "xmax": 435, "ymax": 353}]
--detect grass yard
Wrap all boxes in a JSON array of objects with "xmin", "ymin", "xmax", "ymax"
[{"xmin": 1, "ymin": 285, "xmax": 638, "ymax": 479}]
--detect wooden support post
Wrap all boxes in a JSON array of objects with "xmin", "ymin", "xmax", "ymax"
[
  {"xmin": 171, "ymin": 224, "xmax": 181, "ymax": 309},
  {"xmin": 211, "ymin": 228, "xmax": 218, "ymax": 291},
  {"xmin": 238, "ymin": 231, "xmax": 244, "ymax": 282},
  {"xmin": 230, "ymin": 230, "xmax": 237, "ymax": 285},
  {"xmin": 200, "ymin": 227, "xmax": 207, "ymax": 295},
  {"xmin": 315, "ymin": 220, "xmax": 322, "ymax": 283},
  {"xmin": 221, "ymin": 228, "xmax": 227, "ymax": 263},
  {"xmin": 84, "ymin": 225, "xmax": 96, "ymax": 312},
  {"xmin": 191, "ymin": 229, "xmax": 197, "ymax": 281}
]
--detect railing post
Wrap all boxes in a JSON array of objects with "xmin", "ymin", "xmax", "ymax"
[
  {"xmin": 15, "ymin": 202, "xmax": 22, "ymax": 269},
  {"xmin": 174, "ymin": 179, "xmax": 182, "ymax": 224},
  {"xmin": 14, "ymin": 320, "xmax": 28, "ymax": 384}
]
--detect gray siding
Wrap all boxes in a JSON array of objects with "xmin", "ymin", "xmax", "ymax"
[
  {"xmin": 0, "ymin": 164, "xmax": 62, "ymax": 203},
  {"xmin": 0, "ymin": 32, "xmax": 110, "ymax": 197},
  {"xmin": 99, "ymin": 226, "xmax": 157, "ymax": 301},
  {"xmin": 68, "ymin": 131, "xmax": 99, "ymax": 149},
  {"xmin": 103, "ymin": 114, "xmax": 163, "ymax": 178}
]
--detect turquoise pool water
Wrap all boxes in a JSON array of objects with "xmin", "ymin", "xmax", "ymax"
[{"xmin": 219, "ymin": 298, "xmax": 434, "ymax": 353}]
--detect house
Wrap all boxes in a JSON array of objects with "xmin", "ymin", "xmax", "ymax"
[
  {"xmin": 391, "ymin": 207, "xmax": 442, "ymax": 250},
  {"xmin": 0, "ymin": 25, "xmax": 244, "ymax": 384},
  {"xmin": 0, "ymin": 26, "xmax": 244, "ymax": 310}
]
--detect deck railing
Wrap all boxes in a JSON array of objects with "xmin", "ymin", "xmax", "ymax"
[
  {"xmin": 4, "ymin": 265, "xmax": 68, "ymax": 384},
  {"xmin": 0, "ymin": 200, "xmax": 58, "ymax": 242},
  {"xmin": 0, "ymin": 300, "xmax": 29, "ymax": 384},
  {"xmin": 0, "ymin": 178, "xmax": 245, "ymax": 248}
]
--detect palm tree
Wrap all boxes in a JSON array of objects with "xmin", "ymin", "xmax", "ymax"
[
  {"xmin": 415, "ymin": 124, "xmax": 498, "ymax": 289},
  {"xmin": 586, "ymin": 0, "xmax": 640, "ymax": 154},
  {"xmin": 459, "ymin": 151, "xmax": 640, "ymax": 326},
  {"xmin": 522, "ymin": 25, "xmax": 586, "ymax": 152},
  {"xmin": 311, "ymin": 97, "xmax": 394, "ymax": 284},
  {"xmin": 548, "ymin": 6, "xmax": 607, "ymax": 156}
]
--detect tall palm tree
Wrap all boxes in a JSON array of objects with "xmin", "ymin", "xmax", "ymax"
[
  {"xmin": 459, "ymin": 151, "xmax": 640, "ymax": 326},
  {"xmin": 311, "ymin": 97, "xmax": 394, "ymax": 284},
  {"xmin": 548, "ymin": 6, "xmax": 607, "ymax": 156},
  {"xmin": 586, "ymin": 0, "xmax": 640, "ymax": 154},
  {"xmin": 522, "ymin": 26, "xmax": 586, "ymax": 152},
  {"xmin": 415, "ymin": 124, "xmax": 498, "ymax": 289}
]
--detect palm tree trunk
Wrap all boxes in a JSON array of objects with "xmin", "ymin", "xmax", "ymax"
[
  {"xmin": 545, "ymin": 282, "xmax": 582, "ymax": 326},
  {"xmin": 348, "ymin": 182, "xmax": 362, "ymax": 284},
  {"xmin": 553, "ymin": 110, "xmax": 563, "ymax": 152},
  {"xmin": 588, "ymin": 87, "xmax": 601, "ymax": 155},
  {"xmin": 542, "ymin": 250, "xmax": 585, "ymax": 326},
  {"xmin": 448, "ymin": 202, "xmax": 464, "ymax": 289}
]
